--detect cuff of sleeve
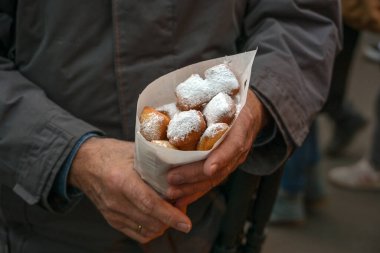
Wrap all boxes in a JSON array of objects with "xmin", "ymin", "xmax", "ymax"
[
  {"xmin": 239, "ymin": 89, "xmax": 294, "ymax": 175},
  {"xmin": 12, "ymin": 109, "xmax": 105, "ymax": 213},
  {"xmin": 239, "ymin": 126, "xmax": 290, "ymax": 176},
  {"xmin": 254, "ymin": 118, "xmax": 277, "ymax": 147},
  {"xmin": 45, "ymin": 129, "xmax": 103, "ymax": 213},
  {"xmin": 52, "ymin": 132, "xmax": 101, "ymax": 201}
]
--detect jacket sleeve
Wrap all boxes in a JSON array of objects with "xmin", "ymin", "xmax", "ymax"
[
  {"xmin": 239, "ymin": 0, "xmax": 342, "ymax": 175},
  {"xmin": 0, "ymin": 3, "xmax": 103, "ymax": 212}
]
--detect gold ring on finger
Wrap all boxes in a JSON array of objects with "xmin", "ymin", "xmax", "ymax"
[{"xmin": 137, "ymin": 224, "xmax": 143, "ymax": 234}]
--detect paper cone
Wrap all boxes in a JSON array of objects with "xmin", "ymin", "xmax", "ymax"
[{"xmin": 134, "ymin": 49, "xmax": 257, "ymax": 195}]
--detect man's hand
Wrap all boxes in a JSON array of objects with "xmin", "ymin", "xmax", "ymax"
[
  {"xmin": 68, "ymin": 138, "xmax": 192, "ymax": 244},
  {"xmin": 166, "ymin": 90, "xmax": 268, "ymax": 208}
]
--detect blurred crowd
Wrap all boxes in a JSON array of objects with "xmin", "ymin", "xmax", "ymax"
[{"xmin": 269, "ymin": 0, "xmax": 380, "ymax": 226}]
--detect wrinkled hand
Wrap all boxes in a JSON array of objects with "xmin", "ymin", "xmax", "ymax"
[
  {"xmin": 166, "ymin": 90, "xmax": 268, "ymax": 209},
  {"xmin": 69, "ymin": 138, "xmax": 192, "ymax": 244}
]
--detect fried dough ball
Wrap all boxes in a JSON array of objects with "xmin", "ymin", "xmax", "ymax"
[
  {"xmin": 204, "ymin": 63, "xmax": 240, "ymax": 96},
  {"xmin": 175, "ymin": 74, "xmax": 215, "ymax": 111},
  {"xmin": 197, "ymin": 123, "xmax": 229, "ymax": 151},
  {"xmin": 167, "ymin": 110, "xmax": 206, "ymax": 150},
  {"xmin": 151, "ymin": 140, "xmax": 178, "ymax": 150},
  {"xmin": 156, "ymin": 102, "xmax": 180, "ymax": 119},
  {"xmin": 175, "ymin": 64, "xmax": 240, "ymax": 111},
  {"xmin": 139, "ymin": 106, "xmax": 170, "ymax": 141},
  {"xmin": 203, "ymin": 92, "xmax": 236, "ymax": 125}
]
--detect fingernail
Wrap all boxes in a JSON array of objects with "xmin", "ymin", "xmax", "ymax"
[
  {"xmin": 170, "ymin": 174, "xmax": 184, "ymax": 184},
  {"xmin": 176, "ymin": 222, "xmax": 191, "ymax": 233}
]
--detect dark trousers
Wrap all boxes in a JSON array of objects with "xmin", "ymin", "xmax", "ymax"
[{"xmin": 323, "ymin": 25, "xmax": 360, "ymax": 120}]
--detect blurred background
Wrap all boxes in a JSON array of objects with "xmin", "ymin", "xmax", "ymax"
[{"xmin": 262, "ymin": 31, "xmax": 380, "ymax": 253}]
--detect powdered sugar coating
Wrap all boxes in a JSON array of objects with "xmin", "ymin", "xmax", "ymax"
[
  {"xmin": 175, "ymin": 74, "xmax": 215, "ymax": 110},
  {"xmin": 156, "ymin": 103, "xmax": 180, "ymax": 119},
  {"xmin": 151, "ymin": 140, "xmax": 178, "ymax": 149},
  {"xmin": 205, "ymin": 64, "xmax": 239, "ymax": 95},
  {"xmin": 197, "ymin": 123, "xmax": 229, "ymax": 150},
  {"xmin": 167, "ymin": 110, "xmax": 202, "ymax": 142},
  {"xmin": 203, "ymin": 92, "xmax": 236, "ymax": 125},
  {"xmin": 176, "ymin": 64, "xmax": 240, "ymax": 111},
  {"xmin": 202, "ymin": 123, "xmax": 229, "ymax": 138},
  {"xmin": 140, "ymin": 113, "xmax": 165, "ymax": 141}
]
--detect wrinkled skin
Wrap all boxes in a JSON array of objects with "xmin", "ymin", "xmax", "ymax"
[
  {"xmin": 69, "ymin": 90, "xmax": 267, "ymax": 243},
  {"xmin": 166, "ymin": 90, "xmax": 267, "ymax": 209}
]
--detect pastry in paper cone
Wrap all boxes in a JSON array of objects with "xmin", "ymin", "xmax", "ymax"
[
  {"xmin": 203, "ymin": 92, "xmax": 236, "ymax": 125},
  {"xmin": 156, "ymin": 102, "xmax": 180, "ymax": 119},
  {"xmin": 175, "ymin": 63, "xmax": 240, "ymax": 111},
  {"xmin": 151, "ymin": 140, "xmax": 178, "ymax": 150},
  {"xmin": 139, "ymin": 106, "xmax": 170, "ymax": 141},
  {"xmin": 197, "ymin": 123, "xmax": 229, "ymax": 151},
  {"xmin": 175, "ymin": 74, "xmax": 215, "ymax": 111},
  {"xmin": 167, "ymin": 110, "xmax": 206, "ymax": 150},
  {"xmin": 204, "ymin": 63, "xmax": 240, "ymax": 96}
]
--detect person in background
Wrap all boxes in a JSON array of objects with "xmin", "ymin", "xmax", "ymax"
[
  {"xmin": 270, "ymin": 123, "xmax": 324, "ymax": 225},
  {"xmin": 364, "ymin": 40, "xmax": 380, "ymax": 63},
  {"xmin": 329, "ymin": 91, "xmax": 380, "ymax": 190},
  {"xmin": 328, "ymin": 0, "xmax": 380, "ymax": 191},
  {"xmin": 270, "ymin": 0, "xmax": 380, "ymax": 224},
  {"xmin": 269, "ymin": 0, "xmax": 375, "ymax": 225},
  {"xmin": 322, "ymin": 0, "xmax": 380, "ymax": 157},
  {"xmin": 322, "ymin": 23, "xmax": 367, "ymax": 157}
]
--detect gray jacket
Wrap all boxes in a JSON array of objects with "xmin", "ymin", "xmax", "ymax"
[{"xmin": 0, "ymin": 0, "xmax": 341, "ymax": 252}]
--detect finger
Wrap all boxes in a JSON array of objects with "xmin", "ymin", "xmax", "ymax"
[
  {"xmin": 204, "ymin": 134, "xmax": 245, "ymax": 176},
  {"xmin": 204, "ymin": 137, "xmax": 245, "ymax": 176},
  {"xmin": 119, "ymin": 224, "xmax": 162, "ymax": 244},
  {"xmin": 93, "ymin": 178, "xmax": 167, "ymax": 235},
  {"xmin": 203, "ymin": 90, "xmax": 263, "ymax": 176},
  {"xmin": 167, "ymin": 161, "xmax": 207, "ymax": 185},
  {"xmin": 102, "ymin": 198, "xmax": 167, "ymax": 235},
  {"xmin": 142, "ymin": 193, "xmax": 192, "ymax": 233},
  {"xmin": 126, "ymin": 175, "xmax": 192, "ymax": 233},
  {"xmin": 204, "ymin": 122, "xmax": 252, "ymax": 176},
  {"xmin": 167, "ymin": 171, "xmax": 228, "ymax": 199},
  {"xmin": 106, "ymin": 211, "xmax": 164, "ymax": 239}
]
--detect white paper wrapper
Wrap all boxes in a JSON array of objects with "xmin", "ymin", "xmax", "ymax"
[{"xmin": 134, "ymin": 49, "xmax": 257, "ymax": 195}]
